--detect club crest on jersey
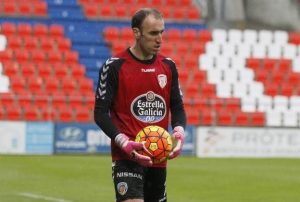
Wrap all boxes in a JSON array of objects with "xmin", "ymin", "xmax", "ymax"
[
  {"xmin": 131, "ymin": 91, "xmax": 166, "ymax": 123},
  {"xmin": 158, "ymin": 74, "xmax": 167, "ymax": 88},
  {"xmin": 117, "ymin": 182, "xmax": 128, "ymax": 196}
]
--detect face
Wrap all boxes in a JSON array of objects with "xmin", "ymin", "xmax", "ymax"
[{"xmin": 135, "ymin": 14, "xmax": 165, "ymax": 58}]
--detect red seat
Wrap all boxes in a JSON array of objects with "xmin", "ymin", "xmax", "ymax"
[
  {"xmin": 249, "ymin": 112, "xmax": 265, "ymax": 126},
  {"xmin": 57, "ymin": 38, "xmax": 72, "ymax": 51},
  {"xmin": 288, "ymin": 32, "xmax": 300, "ymax": 45},
  {"xmin": 44, "ymin": 77, "xmax": 60, "ymax": 93},
  {"xmin": 78, "ymin": 78, "xmax": 94, "ymax": 92},
  {"xmin": 51, "ymin": 92, "xmax": 68, "ymax": 109},
  {"xmin": 115, "ymin": 6, "xmax": 127, "ymax": 18},
  {"xmin": 64, "ymin": 51, "xmax": 79, "ymax": 64},
  {"xmin": 57, "ymin": 106, "xmax": 74, "ymax": 122},
  {"xmin": 2, "ymin": 61, "xmax": 19, "ymax": 78},
  {"xmin": 75, "ymin": 107, "xmax": 92, "ymax": 122},
  {"xmin": 23, "ymin": 104, "xmax": 40, "ymax": 121},
  {"xmin": 234, "ymin": 111, "xmax": 249, "ymax": 126},
  {"xmin": 20, "ymin": 62, "xmax": 36, "ymax": 77},
  {"xmin": 3, "ymin": 2, "xmax": 17, "ymax": 16},
  {"xmin": 33, "ymin": 2, "xmax": 47, "ymax": 16},
  {"xmin": 264, "ymin": 82, "xmax": 279, "ymax": 96},
  {"xmin": 6, "ymin": 105, "xmax": 22, "ymax": 120},
  {"xmin": 0, "ymin": 49, "xmax": 14, "ymax": 63},
  {"xmin": 23, "ymin": 36, "xmax": 39, "ymax": 50},
  {"xmin": 40, "ymin": 37, "xmax": 55, "ymax": 51},
  {"xmin": 83, "ymin": 4, "xmax": 98, "ymax": 18},
  {"xmin": 198, "ymin": 30, "xmax": 212, "ymax": 42},
  {"xmin": 103, "ymin": 26, "xmax": 119, "ymax": 41},
  {"xmin": 0, "ymin": 22, "xmax": 17, "ymax": 36},
  {"xmin": 217, "ymin": 109, "xmax": 233, "ymax": 126},
  {"xmin": 17, "ymin": 23, "xmax": 32, "ymax": 36},
  {"xmin": 34, "ymin": 92, "xmax": 50, "ymax": 108},
  {"xmin": 61, "ymin": 77, "xmax": 77, "ymax": 92},
  {"xmin": 178, "ymin": 69, "xmax": 189, "ymax": 84},
  {"xmin": 7, "ymin": 36, "xmax": 22, "ymax": 49},
  {"xmin": 187, "ymin": 7, "xmax": 200, "ymax": 20},
  {"xmin": 120, "ymin": 27, "xmax": 133, "ymax": 41},
  {"xmin": 225, "ymin": 98, "xmax": 241, "ymax": 111},
  {"xmin": 52, "ymin": 64, "xmax": 69, "ymax": 78},
  {"xmin": 10, "ymin": 76, "xmax": 26, "ymax": 93},
  {"xmin": 14, "ymin": 49, "xmax": 30, "ymax": 63},
  {"xmin": 200, "ymin": 83, "xmax": 216, "ymax": 97},
  {"xmin": 0, "ymin": 105, "xmax": 6, "ymax": 120},
  {"xmin": 165, "ymin": 29, "xmax": 181, "ymax": 42},
  {"xmin": 33, "ymin": 23, "xmax": 49, "ymax": 37},
  {"xmin": 70, "ymin": 64, "xmax": 86, "ymax": 79},
  {"xmin": 49, "ymin": 24, "xmax": 64, "ymax": 38},
  {"xmin": 182, "ymin": 29, "xmax": 197, "ymax": 42},
  {"xmin": 47, "ymin": 50, "xmax": 63, "ymax": 64},
  {"xmin": 99, "ymin": 5, "xmax": 113, "ymax": 17},
  {"xmin": 280, "ymin": 84, "xmax": 294, "ymax": 97},
  {"xmin": 200, "ymin": 109, "xmax": 214, "ymax": 125},
  {"xmin": 68, "ymin": 92, "xmax": 84, "ymax": 108},
  {"xmin": 17, "ymin": 90, "xmax": 33, "ymax": 108},
  {"xmin": 192, "ymin": 70, "xmax": 206, "ymax": 82},
  {"xmin": 172, "ymin": 8, "xmax": 185, "ymax": 20},
  {"xmin": 37, "ymin": 63, "xmax": 53, "ymax": 78},
  {"xmin": 27, "ymin": 76, "xmax": 43, "ymax": 93},
  {"xmin": 0, "ymin": 92, "xmax": 16, "ymax": 107},
  {"xmin": 246, "ymin": 58, "xmax": 261, "ymax": 70},
  {"xmin": 41, "ymin": 106, "xmax": 56, "ymax": 121},
  {"xmin": 30, "ymin": 50, "xmax": 47, "ymax": 63}
]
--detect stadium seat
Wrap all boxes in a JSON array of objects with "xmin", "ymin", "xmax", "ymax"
[
  {"xmin": 57, "ymin": 106, "xmax": 74, "ymax": 122},
  {"xmin": 0, "ymin": 22, "xmax": 17, "ymax": 36},
  {"xmin": 33, "ymin": 24, "xmax": 49, "ymax": 37},
  {"xmin": 282, "ymin": 110, "xmax": 298, "ymax": 127},
  {"xmin": 23, "ymin": 104, "xmax": 40, "ymax": 121},
  {"xmin": 75, "ymin": 107, "xmax": 92, "ymax": 122},
  {"xmin": 249, "ymin": 112, "xmax": 265, "ymax": 126},
  {"xmin": 216, "ymin": 109, "xmax": 233, "ymax": 126},
  {"xmin": 235, "ymin": 111, "xmax": 250, "ymax": 126},
  {"xmin": 6, "ymin": 105, "xmax": 22, "ymax": 120}
]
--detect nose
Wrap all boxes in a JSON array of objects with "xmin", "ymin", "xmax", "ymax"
[{"xmin": 156, "ymin": 33, "xmax": 162, "ymax": 43}]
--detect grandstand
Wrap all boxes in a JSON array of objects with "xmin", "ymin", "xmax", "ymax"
[{"xmin": 0, "ymin": 0, "xmax": 300, "ymax": 156}]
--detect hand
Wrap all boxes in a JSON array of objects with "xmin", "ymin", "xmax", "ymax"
[
  {"xmin": 115, "ymin": 133, "xmax": 153, "ymax": 166},
  {"xmin": 169, "ymin": 126, "xmax": 185, "ymax": 159}
]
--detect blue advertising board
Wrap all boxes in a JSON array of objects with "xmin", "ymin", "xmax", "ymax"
[
  {"xmin": 26, "ymin": 122, "xmax": 54, "ymax": 154},
  {"xmin": 54, "ymin": 123, "xmax": 110, "ymax": 154}
]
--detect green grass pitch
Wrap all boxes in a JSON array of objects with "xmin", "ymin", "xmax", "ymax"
[{"xmin": 1, "ymin": 155, "xmax": 300, "ymax": 202}]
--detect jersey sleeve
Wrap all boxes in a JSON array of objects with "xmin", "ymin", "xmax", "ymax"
[
  {"xmin": 94, "ymin": 58, "xmax": 123, "ymax": 140},
  {"xmin": 164, "ymin": 58, "xmax": 187, "ymax": 129}
]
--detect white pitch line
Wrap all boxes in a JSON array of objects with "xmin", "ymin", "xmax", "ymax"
[{"xmin": 18, "ymin": 192, "xmax": 73, "ymax": 202}]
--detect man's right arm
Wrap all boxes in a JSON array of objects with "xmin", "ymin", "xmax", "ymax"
[{"xmin": 94, "ymin": 58, "xmax": 121, "ymax": 140}]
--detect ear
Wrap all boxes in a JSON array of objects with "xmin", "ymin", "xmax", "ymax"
[{"xmin": 133, "ymin": 28, "xmax": 141, "ymax": 39}]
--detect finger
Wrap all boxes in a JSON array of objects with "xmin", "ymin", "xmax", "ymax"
[
  {"xmin": 133, "ymin": 151, "xmax": 152, "ymax": 161},
  {"xmin": 130, "ymin": 142, "xmax": 145, "ymax": 150},
  {"xmin": 141, "ymin": 141, "xmax": 154, "ymax": 157}
]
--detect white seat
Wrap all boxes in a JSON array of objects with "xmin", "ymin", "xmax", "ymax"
[
  {"xmin": 207, "ymin": 68, "xmax": 223, "ymax": 83},
  {"xmin": 252, "ymin": 43, "xmax": 267, "ymax": 58},
  {"xmin": 216, "ymin": 82, "xmax": 232, "ymax": 98},
  {"xmin": 205, "ymin": 42, "xmax": 221, "ymax": 57},
  {"xmin": 0, "ymin": 34, "xmax": 7, "ymax": 51},
  {"xmin": 199, "ymin": 55, "xmax": 214, "ymax": 70},
  {"xmin": 282, "ymin": 110, "xmax": 298, "ymax": 127},
  {"xmin": 231, "ymin": 57, "xmax": 246, "ymax": 69},
  {"xmin": 238, "ymin": 68, "xmax": 255, "ymax": 83},
  {"xmin": 223, "ymin": 69, "xmax": 239, "ymax": 83},
  {"xmin": 273, "ymin": 30, "xmax": 288, "ymax": 45},
  {"xmin": 212, "ymin": 29, "xmax": 227, "ymax": 44},
  {"xmin": 236, "ymin": 43, "xmax": 251, "ymax": 58},
  {"xmin": 220, "ymin": 43, "xmax": 236, "ymax": 57},
  {"xmin": 282, "ymin": 44, "xmax": 297, "ymax": 59},
  {"xmin": 241, "ymin": 96, "xmax": 257, "ymax": 112},
  {"xmin": 266, "ymin": 110, "xmax": 282, "ymax": 126},
  {"xmin": 289, "ymin": 96, "xmax": 300, "ymax": 112},
  {"xmin": 267, "ymin": 44, "xmax": 282, "ymax": 58},
  {"xmin": 232, "ymin": 82, "xmax": 248, "ymax": 98},
  {"xmin": 228, "ymin": 29, "xmax": 242, "ymax": 45},
  {"xmin": 257, "ymin": 96, "xmax": 272, "ymax": 112},
  {"xmin": 258, "ymin": 30, "xmax": 273, "ymax": 45},
  {"xmin": 243, "ymin": 29, "xmax": 257, "ymax": 45},
  {"xmin": 0, "ymin": 75, "xmax": 9, "ymax": 92},
  {"xmin": 215, "ymin": 56, "xmax": 230, "ymax": 69},
  {"xmin": 272, "ymin": 95, "xmax": 289, "ymax": 111},
  {"xmin": 248, "ymin": 82, "xmax": 264, "ymax": 97},
  {"xmin": 292, "ymin": 58, "xmax": 300, "ymax": 72}
]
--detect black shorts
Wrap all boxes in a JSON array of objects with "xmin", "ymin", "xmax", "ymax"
[{"xmin": 112, "ymin": 160, "xmax": 167, "ymax": 202}]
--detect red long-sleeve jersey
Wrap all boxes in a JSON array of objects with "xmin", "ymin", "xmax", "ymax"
[{"xmin": 94, "ymin": 48, "xmax": 186, "ymax": 167}]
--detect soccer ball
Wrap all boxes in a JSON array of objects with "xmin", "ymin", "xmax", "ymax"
[{"xmin": 135, "ymin": 125, "xmax": 173, "ymax": 164}]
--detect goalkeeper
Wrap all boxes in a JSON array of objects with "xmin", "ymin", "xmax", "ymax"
[{"xmin": 94, "ymin": 8, "xmax": 186, "ymax": 202}]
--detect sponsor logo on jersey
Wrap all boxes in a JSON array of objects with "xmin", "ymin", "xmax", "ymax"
[
  {"xmin": 158, "ymin": 74, "xmax": 167, "ymax": 88},
  {"xmin": 117, "ymin": 182, "xmax": 128, "ymax": 196},
  {"xmin": 116, "ymin": 172, "xmax": 143, "ymax": 180},
  {"xmin": 141, "ymin": 68, "xmax": 155, "ymax": 72},
  {"xmin": 131, "ymin": 91, "xmax": 166, "ymax": 123}
]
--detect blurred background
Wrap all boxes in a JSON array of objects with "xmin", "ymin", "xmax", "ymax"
[
  {"xmin": 1, "ymin": 1, "xmax": 300, "ymax": 201},
  {"xmin": 1, "ymin": 0, "xmax": 300, "ymax": 163}
]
